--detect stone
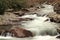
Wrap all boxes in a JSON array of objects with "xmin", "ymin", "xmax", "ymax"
[
  {"xmin": 57, "ymin": 28, "xmax": 60, "ymax": 34},
  {"xmin": 9, "ymin": 27, "xmax": 33, "ymax": 38},
  {"xmin": 0, "ymin": 24, "xmax": 13, "ymax": 30},
  {"xmin": 17, "ymin": 17, "xmax": 33, "ymax": 21},
  {"xmin": 56, "ymin": 35, "xmax": 60, "ymax": 39},
  {"xmin": 48, "ymin": 13, "xmax": 60, "ymax": 23},
  {"xmin": 54, "ymin": 3, "xmax": 60, "ymax": 14},
  {"xmin": 13, "ymin": 12, "xmax": 25, "ymax": 16},
  {"xmin": 21, "ymin": 8, "xmax": 30, "ymax": 12}
]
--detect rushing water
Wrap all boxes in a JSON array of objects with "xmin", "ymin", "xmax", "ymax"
[
  {"xmin": 21, "ymin": 4, "xmax": 58, "ymax": 36},
  {"xmin": 0, "ymin": 4, "xmax": 60, "ymax": 40},
  {"xmin": 21, "ymin": 16, "xmax": 58, "ymax": 36},
  {"xmin": 0, "ymin": 35, "xmax": 60, "ymax": 40}
]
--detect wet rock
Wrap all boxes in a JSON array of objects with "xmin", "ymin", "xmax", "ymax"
[
  {"xmin": 13, "ymin": 12, "xmax": 25, "ymax": 16},
  {"xmin": 9, "ymin": 27, "xmax": 33, "ymax": 38},
  {"xmin": 44, "ymin": 19, "xmax": 49, "ymax": 22},
  {"xmin": 21, "ymin": 8, "xmax": 30, "ymax": 12},
  {"xmin": 54, "ymin": 3, "xmax": 60, "ymax": 14},
  {"xmin": 57, "ymin": 28, "xmax": 60, "ymax": 34},
  {"xmin": 0, "ymin": 24, "xmax": 13, "ymax": 30},
  {"xmin": 18, "ymin": 18, "xmax": 33, "ymax": 21},
  {"xmin": 48, "ymin": 13, "xmax": 60, "ymax": 23},
  {"xmin": 56, "ymin": 35, "xmax": 60, "ymax": 39}
]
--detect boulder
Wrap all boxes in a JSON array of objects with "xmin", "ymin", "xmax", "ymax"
[
  {"xmin": 57, "ymin": 28, "xmax": 60, "ymax": 34},
  {"xmin": 9, "ymin": 27, "xmax": 33, "ymax": 38},
  {"xmin": 48, "ymin": 13, "xmax": 60, "ymax": 23}
]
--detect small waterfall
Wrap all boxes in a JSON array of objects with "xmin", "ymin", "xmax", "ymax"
[{"xmin": 1, "ymin": 31, "xmax": 12, "ymax": 37}]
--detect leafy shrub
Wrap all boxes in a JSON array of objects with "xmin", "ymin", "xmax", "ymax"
[{"xmin": 0, "ymin": 0, "xmax": 26, "ymax": 14}]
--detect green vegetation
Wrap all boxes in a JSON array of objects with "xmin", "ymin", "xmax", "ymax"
[{"xmin": 0, "ymin": 0, "xmax": 26, "ymax": 14}]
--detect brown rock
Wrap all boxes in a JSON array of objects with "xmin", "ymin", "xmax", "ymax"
[
  {"xmin": 54, "ymin": 3, "xmax": 60, "ymax": 13},
  {"xmin": 18, "ymin": 18, "xmax": 33, "ymax": 21},
  {"xmin": 48, "ymin": 13, "xmax": 60, "ymax": 23},
  {"xmin": 13, "ymin": 12, "xmax": 25, "ymax": 16},
  {"xmin": 9, "ymin": 27, "xmax": 33, "ymax": 38}
]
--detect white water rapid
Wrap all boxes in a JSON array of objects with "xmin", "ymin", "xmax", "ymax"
[{"xmin": 0, "ymin": 4, "xmax": 60, "ymax": 40}]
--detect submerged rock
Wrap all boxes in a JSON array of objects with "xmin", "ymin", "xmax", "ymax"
[{"xmin": 9, "ymin": 27, "xmax": 33, "ymax": 38}]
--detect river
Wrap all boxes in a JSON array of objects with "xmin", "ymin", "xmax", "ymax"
[{"xmin": 0, "ymin": 4, "xmax": 60, "ymax": 40}]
